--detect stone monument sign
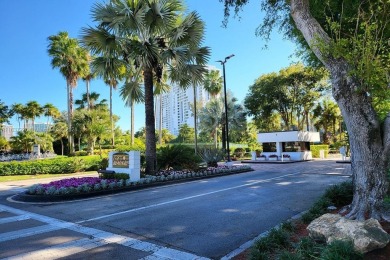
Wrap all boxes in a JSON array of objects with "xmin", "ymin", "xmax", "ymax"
[{"xmin": 106, "ymin": 151, "xmax": 140, "ymax": 181}]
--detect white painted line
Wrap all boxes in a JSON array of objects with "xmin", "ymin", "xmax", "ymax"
[
  {"xmin": 77, "ymin": 172, "xmax": 300, "ymax": 224},
  {"xmin": 0, "ymin": 214, "xmax": 30, "ymax": 224},
  {"xmin": 0, "ymin": 224, "xmax": 61, "ymax": 243},
  {"xmin": 3, "ymin": 237, "xmax": 105, "ymax": 260},
  {"xmin": 0, "ymin": 204, "xmax": 208, "ymax": 260}
]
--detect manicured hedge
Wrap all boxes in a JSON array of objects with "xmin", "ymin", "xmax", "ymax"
[
  {"xmin": 310, "ymin": 145, "xmax": 329, "ymax": 158},
  {"xmin": 0, "ymin": 156, "xmax": 103, "ymax": 176}
]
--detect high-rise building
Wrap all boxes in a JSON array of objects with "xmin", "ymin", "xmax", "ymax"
[
  {"xmin": 25, "ymin": 122, "xmax": 52, "ymax": 133},
  {"xmin": 0, "ymin": 124, "xmax": 13, "ymax": 140}
]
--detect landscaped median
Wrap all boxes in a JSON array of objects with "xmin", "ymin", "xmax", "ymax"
[{"xmin": 11, "ymin": 165, "xmax": 253, "ymax": 203}]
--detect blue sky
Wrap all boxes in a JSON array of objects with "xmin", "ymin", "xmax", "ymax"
[{"xmin": 0, "ymin": 0, "xmax": 298, "ymax": 133}]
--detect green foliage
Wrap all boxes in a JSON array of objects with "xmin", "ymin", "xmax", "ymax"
[
  {"xmin": 320, "ymin": 240, "xmax": 363, "ymax": 260},
  {"xmin": 197, "ymin": 147, "xmax": 225, "ymax": 167},
  {"xmin": 310, "ymin": 145, "xmax": 329, "ymax": 158},
  {"xmin": 0, "ymin": 156, "xmax": 102, "ymax": 176},
  {"xmin": 244, "ymin": 63, "xmax": 329, "ymax": 131},
  {"xmin": 301, "ymin": 197, "xmax": 332, "ymax": 224},
  {"xmin": 323, "ymin": 181, "xmax": 353, "ymax": 207},
  {"xmin": 74, "ymin": 151, "xmax": 88, "ymax": 156},
  {"xmin": 296, "ymin": 237, "xmax": 324, "ymax": 259},
  {"xmin": 157, "ymin": 145, "xmax": 201, "ymax": 171},
  {"xmin": 233, "ymin": 147, "xmax": 245, "ymax": 158},
  {"xmin": 100, "ymin": 173, "xmax": 129, "ymax": 180},
  {"xmin": 252, "ymin": 228, "xmax": 291, "ymax": 257}
]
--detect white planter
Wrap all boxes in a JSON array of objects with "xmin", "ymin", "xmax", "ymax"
[
  {"xmin": 257, "ymin": 157, "xmax": 266, "ymax": 161},
  {"xmin": 268, "ymin": 157, "xmax": 278, "ymax": 161}
]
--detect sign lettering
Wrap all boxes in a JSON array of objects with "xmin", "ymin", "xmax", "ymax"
[{"xmin": 112, "ymin": 153, "xmax": 129, "ymax": 168}]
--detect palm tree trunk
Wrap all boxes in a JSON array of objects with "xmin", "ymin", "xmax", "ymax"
[
  {"xmin": 193, "ymin": 84, "xmax": 198, "ymax": 154},
  {"xmin": 144, "ymin": 67, "xmax": 157, "ymax": 174},
  {"xmin": 159, "ymin": 95, "xmax": 162, "ymax": 145},
  {"xmin": 110, "ymin": 85, "xmax": 114, "ymax": 146},
  {"xmin": 131, "ymin": 101, "xmax": 134, "ymax": 146},
  {"xmin": 60, "ymin": 139, "xmax": 64, "ymax": 156},
  {"xmin": 67, "ymin": 80, "xmax": 74, "ymax": 154},
  {"xmin": 86, "ymin": 79, "xmax": 91, "ymax": 110},
  {"xmin": 214, "ymin": 128, "xmax": 218, "ymax": 148}
]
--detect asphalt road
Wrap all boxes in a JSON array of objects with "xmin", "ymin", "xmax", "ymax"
[{"xmin": 0, "ymin": 160, "xmax": 351, "ymax": 259}]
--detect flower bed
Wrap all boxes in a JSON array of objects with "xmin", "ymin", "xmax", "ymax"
[{"xmin": 17, "ymin": 165, "xmax": 253, "ymax": 202}]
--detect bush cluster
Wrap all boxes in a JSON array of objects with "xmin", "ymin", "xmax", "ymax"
[
  {"xmin": 310, "ymin": 145, "xmax": 329, "ymax": 158},
  {"xmin": 0, "ymin": 156, "xmax": 103, "ymax": 176}
]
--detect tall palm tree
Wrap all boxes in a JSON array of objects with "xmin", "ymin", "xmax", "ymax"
[
  {"xmin": 82, "ymin": 0, "xmax": 210, "ymax": 174},
  {"xmin": 11, "ymin": 103, "xmax": 24, "ymax": 130},
  {"xmin": 25, "ymin": 101, "xmax": 43, "ymax": 132},
  {"xmin": 82, "ymin": 56, "xmax": 96, "ymax": 111},
  {"xmin": 204, "ymin": 70, "xmax": 223, "ymax": 99},
  {"xmin": 92, "ymin": 55, "xmax": 126, "ymax": 146},
  {"xmin": 47, "ymin": 31, "xmax": 89, "ymax": 153},
  {"xmin": 120, "ymin": 69, "xmax": 144, "ymax": 146},
  {"xmin": 42, "ymin": 103, "xmax": 60, "ymax": 132}
]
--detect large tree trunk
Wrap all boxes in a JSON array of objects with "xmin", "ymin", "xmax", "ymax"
[
  {"xmin": 144, "ymin": 67, "xmax": 157, "ymax": 174},
  {"xmin": 291, "ymin": 0, "xmax": 390, "ymax": 220},
  {"xmin": 159, "ymin": 95, "xmax": 162, "ymax": 145}
]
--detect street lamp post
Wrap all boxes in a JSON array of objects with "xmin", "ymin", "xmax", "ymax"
[{"xmin": 217, "ymin": 54, "xmax": 234, "ymax": 162}]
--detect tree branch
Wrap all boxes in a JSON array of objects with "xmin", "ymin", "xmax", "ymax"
[{"xmin": 290, "ymin": 0, "xmax": 332, "ymax": 68}]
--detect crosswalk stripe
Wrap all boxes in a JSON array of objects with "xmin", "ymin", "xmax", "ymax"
[
  {"xmin": 0, "ymin": 224, "xmax": 61, "ymax": 243},
  {"xmin": 0, "ymin": 215, "xmax": 30, "ymax": 224},
  {"xmin": 3, "ymin": 237, "xmax": 105, "ymax": 260},
  {"xmin": 0, "ymin": 204, "xmax": 209, "ymax": 260}
]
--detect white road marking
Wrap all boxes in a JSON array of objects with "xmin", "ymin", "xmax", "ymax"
[
  {"xmin": 0, "ymin": 214, "xmax": 30, "ymax": 224},
  {"xmin": 77, "ymin": 172, "xmax": 300, "ymax": 224},
  {"xmin": 0, "ymin": 224, "xmax": 62, "ymax": 243},
  {"xmin": 3, "ymin": 237, "xmax": 105, "ymax": 260},
  {"xmin": 0, "ymin": 204, "xmax": 209, "ymax": 260}
]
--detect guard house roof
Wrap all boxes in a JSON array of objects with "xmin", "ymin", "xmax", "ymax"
[{"xmin": 257, "ymin": 131, "xmax": 320, "ymax": 143}]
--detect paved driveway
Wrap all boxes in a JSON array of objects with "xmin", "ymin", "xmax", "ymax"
[{"xmin": 0, "ymin": 160, "xmax": 351, "ymax": 259}]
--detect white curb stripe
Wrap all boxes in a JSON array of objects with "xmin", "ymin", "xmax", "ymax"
[{"xmin": 3, "ymin": 237, "xmax": 105, "ymax": 260}]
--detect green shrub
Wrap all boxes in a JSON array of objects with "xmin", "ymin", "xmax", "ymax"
[
  {"xmin": 253, "ymin": 228, "xmax": 291, "ymax": 253},
  {"xmin": 278, "ymin": 251, "xmax": 302, "ymax": 260},
  {"xmin": 302, "ymin": 197, "xmax": 332, "ymax": 223},
  {"xmin": 296, "ymin": 237, "xmax": 324, "ymax": 259},
  {"xmin": 310, "ymin": 145, "xmax": 329, "ymax": 158},
  {"xmin": 234, "ymin": 148, "xmax": 245, "ymax": 158},
  {"xmin": 157, "ymin": 145, "xmax": 201, "ymax": 171},
  {"xmin": 320, "ymin": 240, "xmax": 363, "ymax": 260},
  {"xmin": 74, "ymin": 151, "xmax": 88, "ymax": 156},
  {"xmin": 0, "ymin": 156, "xmax": 102, "ymax": 176},
  {"xmin": 100, "ymin": 173, "xmax": 129, "ymax": 180},
  {"xmin": 323, "ymin": 181, "xmax": 353, "ymax": 207},
  {"xmin": 197, "ymin": 147, "xmax": 225, "ymax": 167}
]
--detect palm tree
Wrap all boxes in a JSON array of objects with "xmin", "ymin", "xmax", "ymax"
[
  {"xmin": 82, "ymin": 0, "xmax": 210, "ymax": 174},
  {"xmin": 11, "ymin": 103, "xmax": 24, "ymax": 130},
  {"xmin": 50, "ymin": 121, "xmax": 68, "ymax": 155},
  {"xmin": 120, "ymin": 70, "xmax": 144, "ymax": 146},
  {"xmin": 42, "ymin": 103, "xmax": 60, "ymax": 132},
  {"xmin": 25, "ymin": 101, "xmax": 43, "ymax": 132},
  {"xmin": 198, "ymin": 99, "xmax": 224, "ymax": 148},
  {"xmin": 92, "ymin": 55, "xmax": 126, "ymax": 146},
  {"xmin": 47, "ymin": 31, "xmax": 89, "ymax": 153},
  {"xmin": 82, "ymin": 53, "xmax": 95, "ymax": 110},
  {"xmin": 313, "ymin": 99, "xmax": 341, "ymax": 144},
  {"xmin": 204, "ymin": 70, "xmax": 223, "ymax": 99}
]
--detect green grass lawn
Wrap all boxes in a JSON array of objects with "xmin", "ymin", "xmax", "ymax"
[{"xmin": 0, "ymin": 171, "xmax": 98, "ymax": 182}]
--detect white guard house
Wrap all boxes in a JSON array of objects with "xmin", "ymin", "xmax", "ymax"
[{"xmin": 257, "ymin": 131, "xmax": 320, "ymax": 161}]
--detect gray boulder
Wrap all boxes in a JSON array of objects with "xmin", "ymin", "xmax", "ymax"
[{"xmin": 307, "ymin": 213, "xmax": 390, "ymax": 253}]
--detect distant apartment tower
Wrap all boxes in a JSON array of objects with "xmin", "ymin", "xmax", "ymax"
[
  {"xmin": 155, "ymin": 83, "xmax": 213, "ymax": 136},
  {"xmin": 0, "ymin": 124, "xmax": 13, "ymax": 140},
  {"xmin": 25, "ymin": 122, "xmax": 52, "ymax": 133}
]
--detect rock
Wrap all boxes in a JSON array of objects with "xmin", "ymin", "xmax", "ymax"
[{"xmin": 307, "ymin": 213, "xmax": 390, "ymax": 253}]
